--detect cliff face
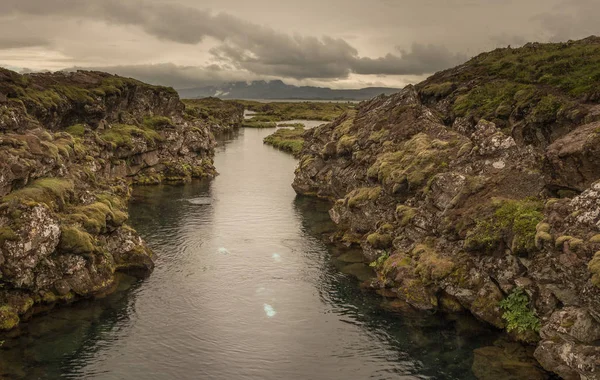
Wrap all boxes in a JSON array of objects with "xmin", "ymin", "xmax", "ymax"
[
  {"xmin": 0, "ymin": 69, "xmax": 243, "ymax": 331},
  {"xmin": 293, "ymin": 37, "xmax": 600, "ymax": 379}
]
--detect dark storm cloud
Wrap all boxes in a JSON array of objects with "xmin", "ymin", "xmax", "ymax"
[
  {"xmin": 66, "ymin": 63, "xmax": 262, "ymax": 89},
  {"xmin": 0, "ymin": 0, "xmax": 469, "ymax": 79},
  {"xmin": 353, "ymin": 44, "xmax": 468, "ymax": 75}
]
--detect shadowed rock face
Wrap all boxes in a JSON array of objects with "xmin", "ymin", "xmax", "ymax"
[
  {"xmin": 293, "ymin": 37, "xmax": 600, "ymax": 379},
  {"xmin": 0, "ymin": 69, "xmax": 243, "ymax": 331}
]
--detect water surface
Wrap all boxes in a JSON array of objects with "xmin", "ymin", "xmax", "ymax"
[{"xmin": 0, "ymin": 128, "xmax": 501, "ymax": 379}]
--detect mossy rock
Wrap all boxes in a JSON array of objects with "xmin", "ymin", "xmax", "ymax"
[
  {"xmin": 346, "ymin": 187, "xmax": 381, "ymax": 208},
  {"xmin": 395, "ymin": 205, "xmax": 416, "ymax": 226},
  {"xmin": 366, "ymin": 232, "xmax": 392, "ymax": 249},
  {"xmin": 58, "ymin": 226, "xmax": 95, "ymax": 254},
  {"xmin": 465, "ymin": 198, "xmax": 543, "ymax": 255},
  {"xmin": 588, "ymin": 251, "xmax": 600, "ymax": 287},
  {"xmin": 0, "ymin": 306, "xmax": 19, "ymax": 331}
]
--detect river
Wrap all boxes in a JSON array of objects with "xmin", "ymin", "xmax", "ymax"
[{"xmin": 0, "ymin": 128, "xmax": 501, "ymax": 379}]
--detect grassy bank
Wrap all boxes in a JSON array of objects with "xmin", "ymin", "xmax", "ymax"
[
  {"xmin": 236, "ymin": 100, "xmax": 353, "ymax": 122},
  {"xmin": 263, "ymin": 124, "xmax": 305, "ymax": 156}
]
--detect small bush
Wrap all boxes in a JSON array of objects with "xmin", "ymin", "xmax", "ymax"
[{"xmin": 499, "ymin": 287, "xmax": 541, "ymax": 333}]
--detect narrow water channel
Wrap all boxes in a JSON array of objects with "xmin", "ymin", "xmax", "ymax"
[{"xmin": 1, "ymin": 128, "xmax": 501, "ymax": 379}]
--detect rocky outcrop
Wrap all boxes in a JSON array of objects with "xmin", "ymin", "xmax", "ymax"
[
  {"xmin": 293, "ymin": 37, "xmax": 600, "ymax": 379},
  {"xmin": 0, "ymin": 69, "xmax": 243, "ymax": 331}
]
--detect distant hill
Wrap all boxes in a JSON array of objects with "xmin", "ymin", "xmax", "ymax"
[{"xmin": 177, "ymin": 80, "xmax": 400, "ymax": 100}]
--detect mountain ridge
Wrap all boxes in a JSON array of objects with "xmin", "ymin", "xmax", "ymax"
[{"xmin": 177, "ymin": 80, "xmax": 401, "ymax": 100}]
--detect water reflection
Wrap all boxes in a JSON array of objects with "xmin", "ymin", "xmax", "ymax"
[{"xmin": 1, "ymin": 128, "xmax": 502, "ymax": 380}]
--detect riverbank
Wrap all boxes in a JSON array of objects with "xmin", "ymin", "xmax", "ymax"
[
  {"xmin": 1, "ymin": 127, "xmax": 510, "ymax": 380},
  {"xmin": 0, "ymin": 69, "xmax": 243, "ymax": 332},
  {"xmin": 292, "ymin": 37, "xmax": 600, "ymax": 379}
]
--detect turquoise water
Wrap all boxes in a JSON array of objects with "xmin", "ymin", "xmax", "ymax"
[{"xmin": 0, "ymin": 128, "xmax": 501, "ymax": 379}]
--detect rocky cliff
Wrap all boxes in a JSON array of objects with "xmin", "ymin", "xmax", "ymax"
[
  {"xmin": 293, "ymin": 37, "xmax": 600, "ymax": 379},
  {"xmin": 0, "ymin": 69, "xmax": 243, "ymax": 331}
]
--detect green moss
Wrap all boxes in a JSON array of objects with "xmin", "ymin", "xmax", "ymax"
[
  {"xmin": 412, "ymin": 244, "xmax": 455, "ymax": 284},
  {"xmin": 143, "ymin": 116, "xmax": 174, "ymax": 129},
  {"xmin": 58, "ymin": 226, "xmax": 95, "ymax": 254},
  {"xmin": 555, "ymin": 235, "xmax": 573, "ymax": 248},
  {"xmin": 499, "ymin": 287, "xmax": 541, "ymax": 334},
  {"xmin": 64, "ymin": 124, "xmax": 85, "ymax": 137},
  {"xmin": 366, "ymin": 232, "xmax": 392, "ymax": 249},
  {"xmin": 2, "ymin": 178, "xmax": 74, "ymax": 208},
  {"xmin": 346, "ymin": 187, "xmax": 382, "ymax": 208},
  {"xmin": 101, "ymin": 124, "xmax": 163, "ymax": 149},
  {"xmin": 395, "ymin": 205, "xmax": 416, "ymax": 226},
  {"xmin": 0, "ymin": 306, "xmax": 19, "ymax": 331},
  {"xmin": 589, "ymin": 234, "xmax": 600, "ymax": 243},
  {"xmin": 588, "ymin": 251, "xmax": 600, "ymax": 287},
  {"xmin": 64, "ymin": 200, "xmax": 128, "ymax": 234},
  {"xmin": 465, "ymin": 198, "xmax": 543, "ymax": 255},
  {"xmin": 367, "ymin": 133, "xmax": 453, "ymax": 192},
  {"xmin": 336, "ymin": 135, "xmax": 357, "ymax": 155},
  {"xmin": 0, "ymin": 226, "xmax": 18, "ymax": 245}
]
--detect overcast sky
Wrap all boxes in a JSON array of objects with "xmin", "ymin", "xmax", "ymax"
[{"xmin": 0, "ymin": 0, "xmax": 599, "ymax": 89}]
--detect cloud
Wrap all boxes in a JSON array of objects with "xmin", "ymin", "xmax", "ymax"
[
  {"xmin": 352, "ymin": 44, "xmax": 468, "ymax": 75},
  {"xmin": 0, "ymin": 36, "xmax": 49, "ymax": 49},
  {"xmin": 0, "ymin": 0, "xmax": 469, "ymax": 80},
  {"xmin": 534, "ymin": 0, "xmax": 600, "ymax": 42},
  {"xmin": 64, "ymin": 63, "xmax": 272, "ymax": 89}
]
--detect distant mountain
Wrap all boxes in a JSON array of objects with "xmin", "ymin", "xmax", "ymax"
[{"xmin": 176, "ymin": 80, "xmax": 401, "ymax": 100}]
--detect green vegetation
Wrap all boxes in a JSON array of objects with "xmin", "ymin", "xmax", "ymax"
[
  {"xmin": 65, "ymin": 124, "xmax": 86, "ymax": 137},
  {"xmin": 0, "ymin": 306, "xmax": 19, "ymax": 331},
  {"xmin": 588, "ymin": 251, "xmax": 600, "ymax": 287},
  {"xmin": 499, "ymin": 287, "xmax": 541, "ymax": 334},
  {"xmin": 58, "ymin": 226, "xmax": 95, "ymax": 254},
  {"xmin": 367, "ymin": 133, "xmax": 453, "ymax": 192},
  {"xmin": 367, "ymin": 232, "xmax": 392, "ymax": 249},
  {"xmin": 412, "ymin": 244, "xmax": 455, "ymax": 284},
  {"xmin": 143, "ymin": 116, "xmax": 174, "ymax": 129},
  {"xmin": 421, "ymin": 82, "xmax": 454, "ymax": 97},
  {"xmin": 346, "ymin": 187, "xmax": 382, "ymax": 208},
  {"xmin": 395, "ymin": 205, "xmax": 416, "ymax": 226},
  {"xmin": 100, "ymin": 124, "xmax": 163, "ymax": 149},
  {"xmin": 242, "ymin": 121, "xmax": 277, "ymax": 128},
  {"xmin": 182, "ymin": 97, "xmax": 243, "ymax": 125},
  {"xmin": 2, "ymin": 178, "xmax": 74, "ymax": 208},
  {"xmin": 236, "ymin": 100, "xmax": 353, "ymax": 122},
  {"xmin": 263, "ymin": 125, "xmax": 305, "ymax": 156},
  {"xmin": 465, "ymin": 198, "xmax": 543, "ymax": 255},
  {"xmin": 369, "ymin": 251, "xmax": 390, "ymax": 268}
]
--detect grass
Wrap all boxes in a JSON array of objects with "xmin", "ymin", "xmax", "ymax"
[
  {"xmin": 236, "ymin": 100, "xmax": 353, "ymax": 122},
  {"xmin": 263, "ymin": 125, "xmax": 305, "ymax": 156}
]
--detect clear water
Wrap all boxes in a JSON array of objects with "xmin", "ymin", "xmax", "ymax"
[{"xmin": 0, "ymin": 128, "xmax": 501, "ymax": 379}]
